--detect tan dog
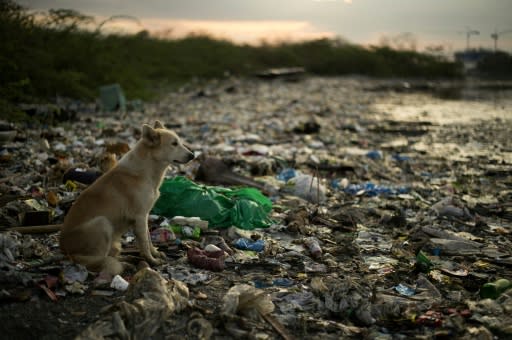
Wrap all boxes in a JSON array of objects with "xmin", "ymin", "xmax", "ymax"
[{"xmin": 60, "ymin": 121, "xmax": 194, "ymax": 276}]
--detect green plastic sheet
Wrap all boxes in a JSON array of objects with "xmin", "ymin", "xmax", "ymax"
[{"xmin": 152, "ymin": 176, "xmax": 273, "ymax": 230}]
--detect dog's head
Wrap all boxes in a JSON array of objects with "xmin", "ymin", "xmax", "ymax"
[{"xmin": 142, "ymin": 121, "xmax": 195, "ymax": 164}]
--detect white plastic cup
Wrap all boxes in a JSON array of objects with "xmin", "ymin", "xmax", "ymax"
[{"xmin": 110, "ymin": 274, "xmax": 129, "ymax": 291}]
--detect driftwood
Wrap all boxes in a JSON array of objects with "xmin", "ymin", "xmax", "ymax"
[{"xmin": 7, "ymin": 224, "xmax": 62, "ymax": 234}]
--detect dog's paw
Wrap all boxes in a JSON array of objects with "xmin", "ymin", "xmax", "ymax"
[
  {"xmin": 146, "ymin": 255, "xmax": 167, "ymax": 266},
  {"xmin": 151, "ymin": 248, "xmax": 167, "ymax": 259}
]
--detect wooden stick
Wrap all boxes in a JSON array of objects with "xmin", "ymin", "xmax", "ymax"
[
  {"xmin": 7, "ymin": 224, "xmax": 63, "ymax": 234},
  {"xmin": 261, "ymin": 312, "xmax": 295, "ymax": 340}
]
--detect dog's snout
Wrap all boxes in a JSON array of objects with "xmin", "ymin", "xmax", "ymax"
[
  {"xmin": 184, "ymin": 145, "xmax": 195, "ymax": 161},
  {"xmin": 187, "ymin": 150, "xmax": 195, "ymax": 161}
]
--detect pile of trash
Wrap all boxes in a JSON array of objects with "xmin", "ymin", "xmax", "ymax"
[{"xmin": 1, "ymin": 76, "xmax": 511, "ymax": 339}]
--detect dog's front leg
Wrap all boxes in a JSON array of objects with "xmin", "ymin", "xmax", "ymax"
[{"xmin": 134, "ymin": 216, "xmax": 165, "ymax": 265}]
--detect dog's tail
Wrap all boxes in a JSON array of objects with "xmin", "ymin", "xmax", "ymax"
[{"xmin": 70, "ymin": 255, "xmax": 124, "ymax": 276}]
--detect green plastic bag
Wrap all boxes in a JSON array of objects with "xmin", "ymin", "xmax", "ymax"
[{"xmin": 152, "ymin": 176, "xmax": 273, "ymax": 230}]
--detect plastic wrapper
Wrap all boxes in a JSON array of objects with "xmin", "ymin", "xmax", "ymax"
[{"xmin": 221, "ymin": 284, "xmax": 274, "ymax": 320}]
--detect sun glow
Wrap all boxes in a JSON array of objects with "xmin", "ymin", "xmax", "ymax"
[{"xmin": 104, "ymin": 18, "xmax": 335, "ymax": 44}]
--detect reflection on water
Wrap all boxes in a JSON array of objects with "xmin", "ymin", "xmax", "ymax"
[{"xmin": 366, "ymin": 79, "xmax": 512, "ymax": 101}]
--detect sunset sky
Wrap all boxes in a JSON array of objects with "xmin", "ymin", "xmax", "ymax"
[{"xmin": 16, "ymin": 0, "xmax": 512, "ymax": 52}]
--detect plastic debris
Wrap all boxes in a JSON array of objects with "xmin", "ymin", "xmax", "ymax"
[
  {"xmin": 339, "ymin": 181, "xmax": 410, "ymax": 196},
  {"xmin": 150, "ymin": 227, "xmax": 176, "ymax": 243},
  {"xmin": 187, "ymin": 247, "xmax": 225, "ymax": 271},
  {"xmin": 61, "ymin": 264, "xmax": 88, "ymax": 284},
  {"xmin": 2, "ymin": 76, "xmax": 512, "ymax": 339},
  {"xmin": 416, "ymin": 310, "xmax": 443, "ymax": 327},
  {"xmin": 99, "ymin": 83, "xmax": 126, "ymax": 112},
  {"xmin": 170, "ymin": 216, "xmax": 209, "ymax": 230},
  {"xmin": 110, "ymin": 275, "xmax": 129, "ymax": 291},
  {"xmin": 480, "ymin": 278, "xmax": 512, "ymax": 299},
  {"xmin": 233, "ymin": 238, "xmax": 265, "ymax": 252},
  {"xmin": 304, "ymin": 237, "xmax": 322, "ymax": 259},
  {"xmin": 0, "ymin": 232, "xmax": 20, "ymax": 262},
  {"xmin": 221, "ymin": 284, "xmax": 275, "ymax": 319},
  {"xmin": 167, "ymin": 265, "xmax": 210, "ymax": 285},
  {"xmin": 78, "ymin": 268, "xmax": 189, "ymax": 339},
  {"xmin": 62, "ymin": 167, "xmax": 103, "ymax": 185},
  {"xmin": 285, "ymin": 174, "xmax": 326, "ymax": 203},
  {"xmin": 153, "ymin": 176, "xmax": 273, "ymax": 229},
  {"xmin": 394, "ymin": 283, "xmax": 416, "ymax": 296},
  {"xmin": 276, "ymin": 168, "xmax": 298, "ymax": 182},
  {"xmin": 366, "ymin": 150, "xmax": 383, "ymax": 160}
]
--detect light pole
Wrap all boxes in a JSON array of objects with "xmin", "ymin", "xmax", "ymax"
[
  {"xmin": 465, "ymin": 28, "xmax": 480, "ymax": 50},
  {"xmin": 491, "ymin": 29, "xmax": 512, "ymax": 52}
]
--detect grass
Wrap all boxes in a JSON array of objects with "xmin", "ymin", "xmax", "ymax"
[{"xmin": 0, "ymin": 0, "xmax": 463, "ymax": 120}]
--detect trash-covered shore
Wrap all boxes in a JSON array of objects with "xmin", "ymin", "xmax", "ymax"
[{"xmin": 1, "ymin": 76, "xmax": 511, "ymax": 339}]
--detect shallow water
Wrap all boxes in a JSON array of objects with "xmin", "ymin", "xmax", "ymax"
[{"xmin": 373, "ymin": 91, "xmax": 512, "ymax": 125}]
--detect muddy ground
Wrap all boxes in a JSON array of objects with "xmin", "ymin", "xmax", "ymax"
[{"xmin": 1, "ymin": 76, "xmax": 511, "ymax": 339}]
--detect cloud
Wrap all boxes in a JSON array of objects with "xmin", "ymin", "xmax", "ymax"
[
  {"xmin": 312, "ymin": 0, "xmax": 352, "ymax": 3},
  {"xmin": 107, "ymin": 18, "xmax": 335, "ymax": 44}
]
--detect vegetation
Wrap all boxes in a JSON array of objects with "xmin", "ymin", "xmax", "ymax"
[
  {"xmin": 1, "ymin": 0, "xmax": 462, "ymax": 115},
  {"xmin": 476, "ymin": 52, "xmax": 512, "ymax": 78}
]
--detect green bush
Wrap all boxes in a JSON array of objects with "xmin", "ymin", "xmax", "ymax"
[{"xmin": 0, "ymin": 0, "xmax": 462, "ymax": 110}]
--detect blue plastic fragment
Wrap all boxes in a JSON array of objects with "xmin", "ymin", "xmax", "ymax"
[
  {"xmin": 233, "ymin": 238, "xmax": 265, "ymax": 252},
  {"xmin": 253, "ymin": 280, "xmax": 272, "ymax": 289},
  {"xmin": 394, "ymin": 283, "xmax": 416, "ymax": 296},
  {"xmin": 253, "ymin": 278, "xmax": 295, "ymax": 288},
  {"xmin": 366, "ymin": 150, "xmax": 383, "ymax": 160},
  {"xmin": 277, "ymin": 168, "xmax": 297, "ymax": 182},
  {"xmin": 392, "ymin": 154, "xmax": 411, "ymax": 162},
  {"xmin": 273, "ymin": 278, "xmax": 295, "ymax": 287},
  {"xmin": 341, "ymin": 182, "xmax": 410, "ymax": 197}
]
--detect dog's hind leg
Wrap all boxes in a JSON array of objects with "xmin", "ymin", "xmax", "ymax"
[
  {"xmin": 71, "ymin": 255, "xmax": 124, "ymax": 276},
  {"xmin": 62, "ymin": 216, "xmax": 125, "ymax": 276},
  {"xmin": 101, "ymin": 256, "xmax": 124, "ymax": 276}
]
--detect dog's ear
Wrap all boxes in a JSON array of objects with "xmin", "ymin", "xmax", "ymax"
[
  {"xmin": 142, "ymin": 124, "xmax": 161, "ymax": 146},
  {"xmin": 154, "ymin": 121, "xmax": 165, "ymax": 129}
]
